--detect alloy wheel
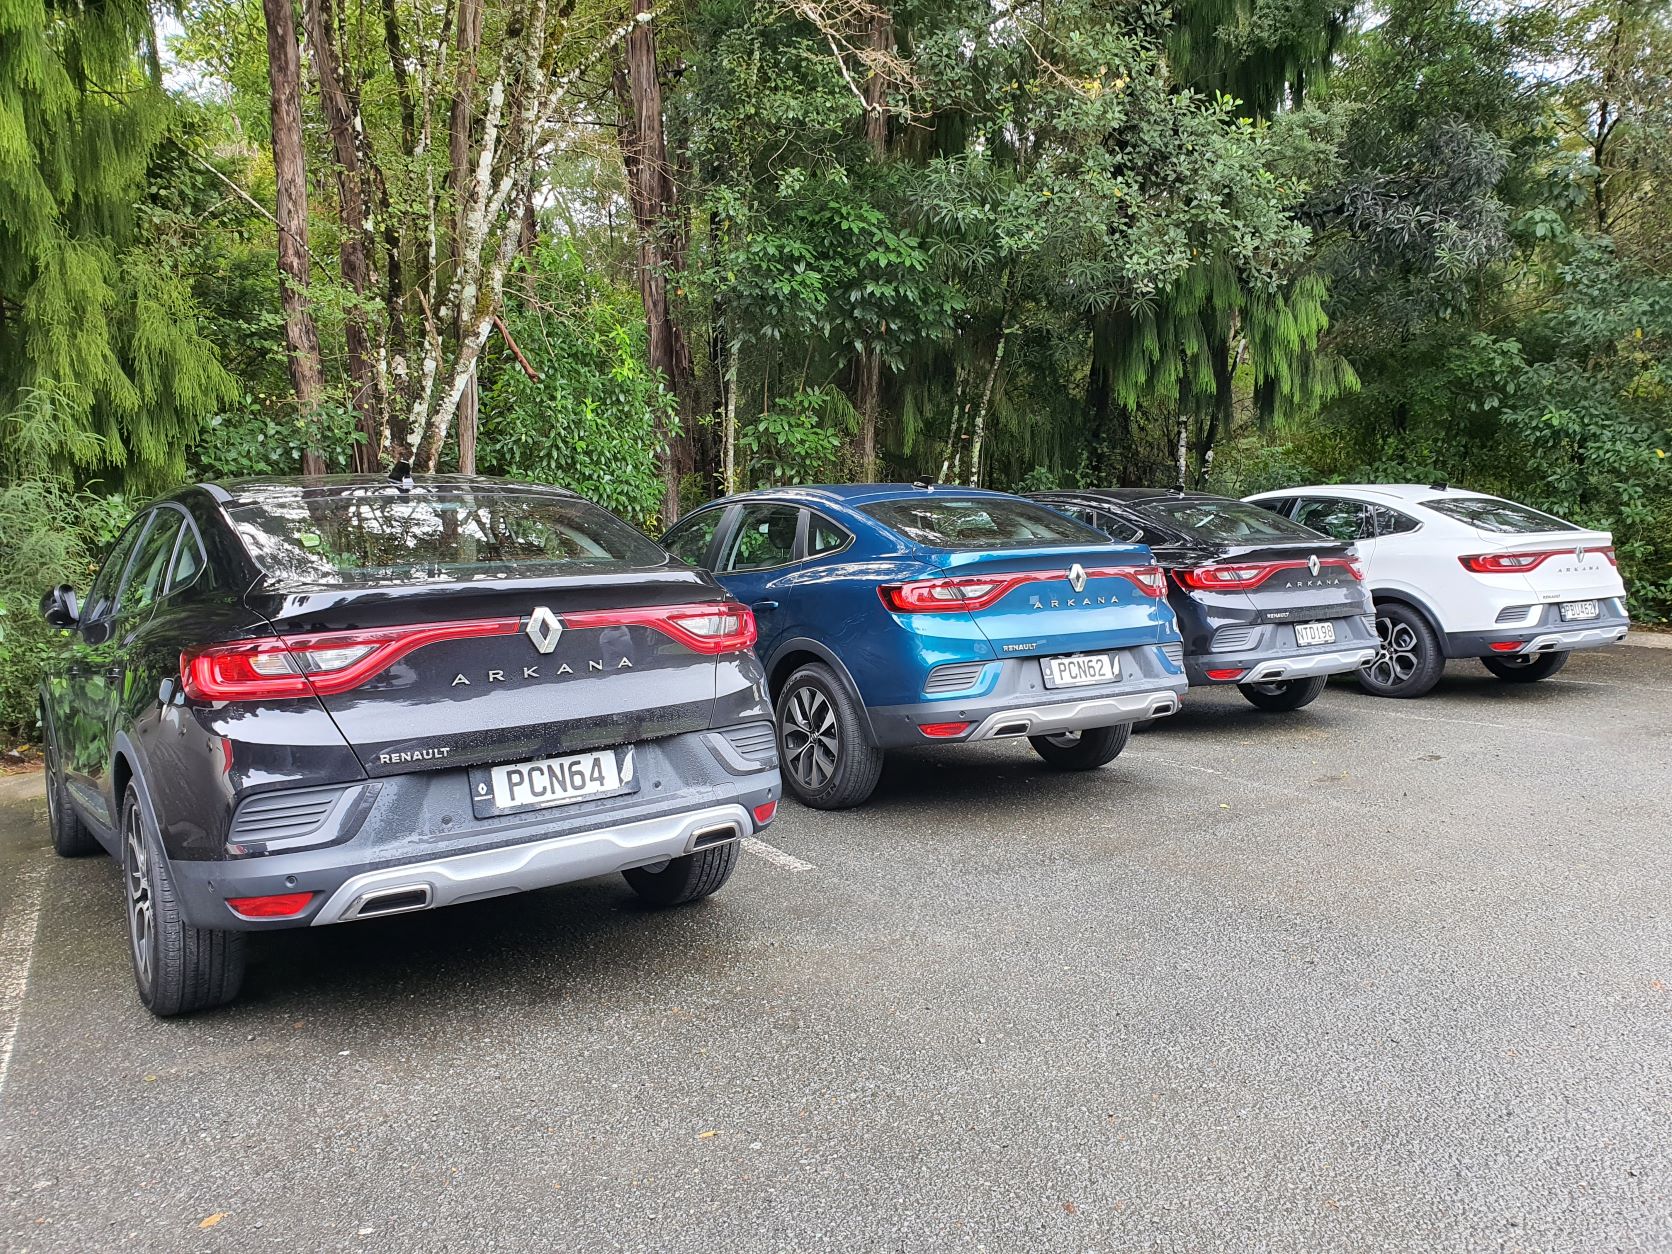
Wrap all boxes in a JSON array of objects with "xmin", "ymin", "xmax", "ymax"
[
  {"xmin": 124, "ymin": 807, "xmax": 155, "ymax": 988},
  {"xmin": 1366, "ymin": 616, "xmax": 1421, "ymax": 688},
  {"xmin": 1044, "ymin": 731, "xmax": 1083, "ymax": 748},
  {"xmin": 781, "ymin": 684, "xmax": 839, "ymax": 791}
]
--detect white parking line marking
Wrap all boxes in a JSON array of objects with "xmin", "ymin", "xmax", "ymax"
[
  {"xmin": 1386, "ymin": 711, "xmax": 1595, "ymax": 740},
  {"xmin": 0, "ymin": 860, "xmax": 47, "ymax": 1107},
  {"xmin": 741, "ymin": 837, "xmax": 814, "ymax": 872},
  {"xmin": 1551, "ymin": 678, "xmax": 1672, "ymax": 695}
]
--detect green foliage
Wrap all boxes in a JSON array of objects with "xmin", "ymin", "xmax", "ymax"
[
  {"xmin": 737, "ymin": 387, "xmax": 852, "ymax": 485},
  {"xmin": 192, "ymin": 396, "xmax": 367, "ymax": 480},
  {"xmin": 0, "ymin": 480, "xmax": 131, "ymax": 737},
  {"xmin": 476, "ymin": 246, "xmax": 671, "ymax": 528}
]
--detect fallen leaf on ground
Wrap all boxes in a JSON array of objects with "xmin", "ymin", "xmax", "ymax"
[{"xmin": 199, "ymin": 1213, "xmax": 229, "ymax": 1229}]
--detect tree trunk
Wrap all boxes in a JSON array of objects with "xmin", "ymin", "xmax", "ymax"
[
  {"xmin": 723, "ymin": 333, "xmax": 739, "ymax": 493},
  {"xmin": 262, "ymin": 0, "xmax": 328, "ymax": 476},
  {"xmin": 616, "ymin": 0, "xmax": 692, "ymax": 522},
  {"xmin": 852, "ymin": 8, "xmax": 893, "ymax": 483},
  {"xmin": 304, "ymin": 0, "xmax": 384, "ymax": 471},
  {"xmin": 447, "ymin": 0, "xmax": 484, "ymax": 476},
  {"xmin": 968, "ymin": 316, "xmax": 1013, "ymax": 488}
]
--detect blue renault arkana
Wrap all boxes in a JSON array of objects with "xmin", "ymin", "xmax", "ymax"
[{"xmin": 661, "ymin": 485, "xmax": 1186, "ymax": 809}]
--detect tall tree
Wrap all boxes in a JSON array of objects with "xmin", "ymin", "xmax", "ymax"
[{"xmin": 262, "ymin": 0, "xmax": 329, "ymax": 474}]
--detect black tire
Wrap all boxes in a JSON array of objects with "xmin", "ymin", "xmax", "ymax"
[
  {"xmin": 120, "ymin": 785, "xmax": 245, "ymax": 1017},
  {"xmin": 1028, "ymin": 722, "xmax": 1131, "ymax": 770},
  {"xmin": 41, "ymin": 706, "xmax": 99, "ymax": 858},
  {"xmin": 1481, "ymin": 650, "xmax": 1570, "ymax": 682},
  {"xmin": 1128, "ymin": 717, "xmax": 1161, "ymax": 734},
  {"xmin": 774, "ymin": 663, "xmax": 884, "ymax": 810},
  {"xmin": 1358, "ymin": 602, "xmax": 1445, "ymax": 699},
  {"xmin": 623, "ymin": 842, "xmax": 740, "ymax": 906},
  {"xmin": 1237, "ymin": 674, "xmax": 1329, "ymax": 712}
]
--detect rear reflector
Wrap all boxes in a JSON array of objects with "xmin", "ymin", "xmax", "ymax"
[
  {"xmin": 1204, "ymin": 668, "xmax": 1247, "ymax": 681},
  {"xmin": 1488, "ymin": 641, "xmax": 1523, "ymax": 653},
  {"xmin": 226, "ymin": 891, "xmax": 315, "ymax": 920},
  {"xmin": 1177, "ymin": 557, "xmax": 1362, "ymax": 591},
  {"xmin": 918, "ymin": 721, "xmax": 972, "ymax": 738},
  {"xmin": 753, "ymin": 800, "xmax": 778, "ymax": 825},
  {"xmin": 881, "ymin": 564, "xmax": 1166, "ymax": 613}
]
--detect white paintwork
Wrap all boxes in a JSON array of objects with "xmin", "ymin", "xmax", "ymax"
[{"xmin": 1243, "ymin": 485, "xmax": 1628, "ymax": 637}]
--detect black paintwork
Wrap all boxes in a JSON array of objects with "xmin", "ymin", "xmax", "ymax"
[
  {"xmin": 1030, "ymin": 490, "xmax": 1375, "ymax": 674},
  {"xmin": 39, "ymin": 475, "xmax": 774, "ymax": 916}
]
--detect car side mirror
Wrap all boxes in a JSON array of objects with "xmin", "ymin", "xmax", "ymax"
[{"xmin": 41, "ymin": 584, "xmax": 80, "ymax": 628}]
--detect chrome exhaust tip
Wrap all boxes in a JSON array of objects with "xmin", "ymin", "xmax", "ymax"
[
  {"xmin": 352, "ymin": 884, "xmax": 433, "ymax": 918},
  {"xmin": 690, "ymin": 821, "xmax": 742, "ymax": 850}
]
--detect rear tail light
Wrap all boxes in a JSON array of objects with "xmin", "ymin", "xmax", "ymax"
[
  {"xmin": 182, "ymin": 619, "xmax": 520, "ymax": 701},
  {"xmin": 226, "ymin": 891, "xmax": 315, "ymax": 920},
  {"xmin": 1459, "ymin": 547, "xmax": 1614, "ymax": 573},
  {"xmin": 181, "ymin": 602, "xmax": 757, "ymax": 702},
  {"xmin": 918, "ymin": 721, "xmax": 972, "ymax": 738},
  {"xmin": 1177, "ymin": 557, "xmax": 1361, "ymax": 592},
  {"xmin": 881, "ymin": 565, "xmax": 1166, "ymax": 613}
]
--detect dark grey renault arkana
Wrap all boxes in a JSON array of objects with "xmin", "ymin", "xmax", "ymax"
[{"xmin": 38, "ymin": 473, "xmax": 781, "ymax": 1016}]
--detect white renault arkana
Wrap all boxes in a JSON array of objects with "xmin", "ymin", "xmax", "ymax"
[{"xmin": 1244, "ymin": 484, "xmax": 1630, "ymax": 697}]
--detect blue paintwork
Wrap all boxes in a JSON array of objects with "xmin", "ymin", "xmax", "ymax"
[{"xmin": 664, "ymin": 485, "xmax": 1186, "ymax": 719}]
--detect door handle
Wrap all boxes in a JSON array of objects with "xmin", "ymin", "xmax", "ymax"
[{"xmin": 752, "ymin": 600, "xmax": 779, "ymax": 611}]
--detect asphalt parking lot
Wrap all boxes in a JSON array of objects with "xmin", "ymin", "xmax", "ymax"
[{"xmin": 2, "ymin": 644, "xmax": 1670, "ymax": 1253}]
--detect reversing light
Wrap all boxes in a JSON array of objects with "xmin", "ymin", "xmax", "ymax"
[
  {"xmin": 753, "ymin": 800, "xmax": 778, "ymax": 825},
  {"xmin": 226, "ymin": 891, "xmax": 315, "ymax": 919},
  {"xmin": 918, "ymin": 721, "xmax": 972, "ymax": 738}
]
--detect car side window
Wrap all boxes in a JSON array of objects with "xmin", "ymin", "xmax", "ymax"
[
  {"xmin": 1369, "ymin": 505, "xmax": 1420, "ymax": 537},
  {"xmin": 807, "ymin": 514, "xmax": 852, "ymax": 557},
  {"xmin": 719, "ymin": 505, "xmax": 801, "ymax": 572},
  {"xmin": 1093, "ymin": 512, "xmax": 1145, "ymax": 544},
  {"xmin": 82, "ymin": 514, "xmax": 152, "ymax": 623},
  {"xmin": 1253, "ymin": 496, "xmax": 1295, "ymax": 518},
  {"xmin": 168, "ymin": 522, "xmax": 208, "ymax": 592},
  {"xmin": 1293, "ymin": 497, "xmax": 1371, "ymax": 542},
  {"xmin": 116, "ymin": 511, "xmax": 185, "ymax": 617},
  {"xmin": 662, "ymin": 510, "xmax": 723, "ymax": 569}
]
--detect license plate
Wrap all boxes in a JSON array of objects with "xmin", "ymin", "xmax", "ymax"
[
  {"xmin": 1560, "ymin": 600, "xmax": 1599, "ymax": 621},
  {"xmin": 469, "ymin": 748, "xmax": 635, "ymax": 817},
  {"xmin": 1294, "ymin": 621, "xmax": 1336, "ymax": 646},
  {"xmin": 1041, "ymin": 653, "xmax": 1118, "ymax": 688}
]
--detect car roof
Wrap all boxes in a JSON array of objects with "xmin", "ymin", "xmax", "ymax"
[
  {"xmin": 201, "ymin": 474, "xmax": 582, "ymax": 508},
  {"xmin": 1037, "ymin": 488, "xmax": 1237, "ymax": 507},
  {"xmin": 689, "ymin": 483, "xmax": 1029, "ymax": 511},
  {"xmin": 1247, "ymin": 483, "xmax": 1500, "ymax": 505}
]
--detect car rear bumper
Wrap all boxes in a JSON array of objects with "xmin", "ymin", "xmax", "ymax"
[
  {"xmin": 168, "ymin": 724, "xmax": 779, "ymax": 930},
  {"xmin": 1445, "ymin": 603, "xmax": 1630, "ymax": 658},
  {"xmin": 1186, "ymin": 614, "xmax": 1378, "ymax": 685},
  {"xmin": 869, "ymin": 642, "xmax": 1188, "ymax": 747}
]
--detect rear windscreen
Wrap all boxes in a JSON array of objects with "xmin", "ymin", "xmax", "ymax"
[
  {"xmin": 1422, "ymin": 497, "xmax": 1578, "ymax": 534},
  {"xmin": 861, "ymin": 496, "xmax": 1110, "ymax": 549},
  {"xmin": 1138, "ymin": 498, "xmax": 1324, "ymax": 544},
  {"xmin": 230, "ymin": 489, "xmax": 667, "ymax": 587}
]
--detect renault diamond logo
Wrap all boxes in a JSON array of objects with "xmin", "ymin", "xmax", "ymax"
[
  {"xmin": 1308, "ymin": 554, "xmax": 1321, "ymax": 577},
  {"xmin": 1067, "ymin": 563, "xmax": 1088, "ymax": 593},
  {"xmin": 525, "ymin": 606, "xmax": 563, "ymax": 654},
  {"xmin": 1575, "ymin": 546, "xmax": 1586, "ymax": 562}
]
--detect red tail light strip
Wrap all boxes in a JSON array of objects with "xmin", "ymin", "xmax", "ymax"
[
  {"xmin": 181, "ymin": 602, "xmax": 756, "ymax": 702},
  {"xmin": 1175, "ymin": 557, "xmax": 1363, "ymax": 592},
  {"xmin": 1459, "ymin": 547, "xmax": 1615, "ymax": 573},
  {"xmin": 881, "ymin": 565, "xmax": 1166, "ymax": 613}
]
